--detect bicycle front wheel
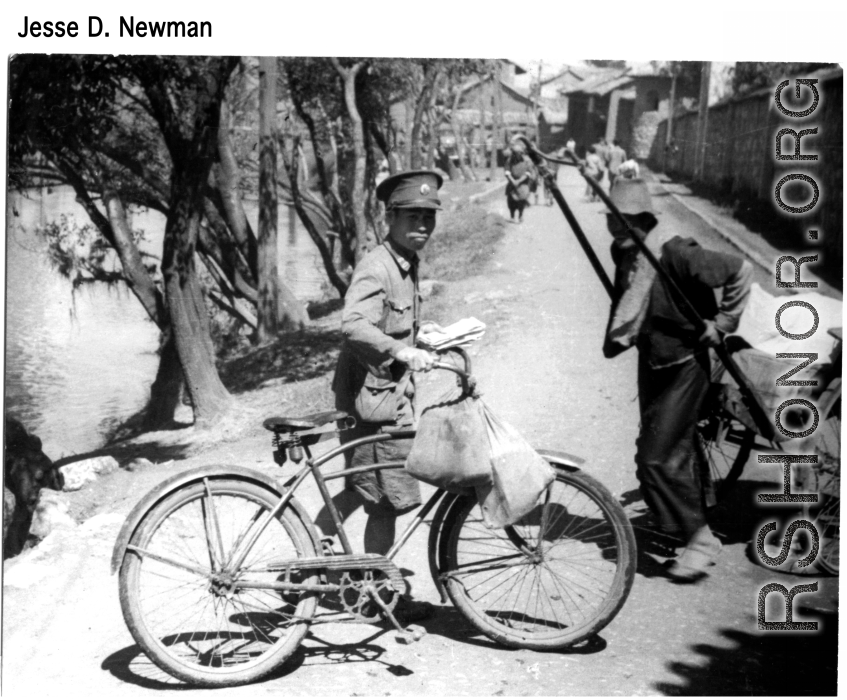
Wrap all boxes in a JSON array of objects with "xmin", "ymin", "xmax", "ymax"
[
  {"xmin": 441, "ymin": 467, "xmax": 636, "ymax": 650},
  {"xmin": 119, "ymin": 479, "xmax": 318, "ymax": 687}
]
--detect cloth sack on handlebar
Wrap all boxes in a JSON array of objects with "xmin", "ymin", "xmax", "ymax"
[
  {"xmin": 405, "ymin": 381, "xmax": 492, "ymax": 493},
  {"xmin": 474, "ymin": 403, "xmax": 556, "ymax": 529}
]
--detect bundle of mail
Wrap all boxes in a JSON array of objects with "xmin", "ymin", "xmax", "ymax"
[{"xmin": 418, "ymin": 317, "xmax": 486, "ymax": 350}]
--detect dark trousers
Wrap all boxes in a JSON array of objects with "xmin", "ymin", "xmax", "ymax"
[{"xmin": 636, "ymin": 353, "xmax": 711, "ymax": 539}]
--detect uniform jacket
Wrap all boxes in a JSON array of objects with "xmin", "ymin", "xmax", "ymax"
[{"xmin": 332, "ymin": 240, "xmax": 421, "ymax": 424}]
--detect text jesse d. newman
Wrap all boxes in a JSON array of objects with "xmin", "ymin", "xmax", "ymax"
[{"xmin": 18, "ymin": 16, "xmax": 212, "ymax": 38}]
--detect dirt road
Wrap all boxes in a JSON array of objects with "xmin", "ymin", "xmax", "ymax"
[{"xmin": 2, "ymin": 166, "xmax": 838, "ymax": 696}]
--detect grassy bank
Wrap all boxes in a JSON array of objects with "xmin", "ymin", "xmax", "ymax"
[{"xmin": 421, "ymin": 204, "xmax": 507, "ymax": 281}]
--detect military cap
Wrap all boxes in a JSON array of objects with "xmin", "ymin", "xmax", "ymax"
[{"xmin": 376, "ymin": 170, "xmax": 443, "ymax": 210}]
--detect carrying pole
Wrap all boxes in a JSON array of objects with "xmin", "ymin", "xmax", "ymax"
[{"xmin": 516, "ymin": 136, "xmax": 774, "ymax": 440}]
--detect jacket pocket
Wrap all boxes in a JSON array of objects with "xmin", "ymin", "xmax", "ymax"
[
  {"xmin": 354, "ymin": 375, "xmax": 399, "ymax": 424},
  {"xmin": 383, "ymin": 298, "xmax": 413, "ymax": 337}
]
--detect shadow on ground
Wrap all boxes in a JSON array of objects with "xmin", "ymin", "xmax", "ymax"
[
  {"xmin": 102, "ymin": 606, "xmax": 610, "ymax": 690},
  {"xmin": 219, "ymin": 329, "xmax": 342, "ymax": 395},
  {"xmin": 654, "ymin": 610, "xmax": 838, "ymax": 695}
]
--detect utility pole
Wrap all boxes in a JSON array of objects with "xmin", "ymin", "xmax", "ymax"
[
  {"xmin": 489, "ymin": 61, "xmax": 504, "ymax": 181},
  {"xmin": 534, "ymin": 61, "xmax": 542, "ymax": 146},
  {"xmin": 694, "ymin": 61, "xmax": 711, "ymax": 180}
]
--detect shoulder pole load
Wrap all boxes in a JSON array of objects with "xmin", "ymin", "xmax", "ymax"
[{"xmin": 516, "ymin": 136, "xmax": 774, "ymax": 440}]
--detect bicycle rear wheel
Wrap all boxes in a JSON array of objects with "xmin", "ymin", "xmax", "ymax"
[
  {"xmin": 440, "ymin": 467, "xmax": 635, "ymax": 650},
  {"xmin": 696, "ymin": 405, "xmax": 755, "ymax": 505},
  {"xmin": 119, "ymin": 479, "xmax": 318, "ymax": 687}
]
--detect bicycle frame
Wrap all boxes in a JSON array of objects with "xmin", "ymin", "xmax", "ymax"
[{"xmin": 220, "ymin": 428, "xmax": 450, "ymax": 582}]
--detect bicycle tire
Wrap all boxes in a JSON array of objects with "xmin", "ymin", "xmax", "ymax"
[
  {"xmin": 119, "ymin": 479, "xmax": 318, "ymax": 687},
  {"xmin": 802, "ymin": 389, "xmax": 840, "ymax": 575},
  {"xmin": 440, "ymin": 466, "xmax": 636, "ymax": 650},
  {"xmin": 696, "ymin": 407, "xmax": 755, "ymax": 505}
]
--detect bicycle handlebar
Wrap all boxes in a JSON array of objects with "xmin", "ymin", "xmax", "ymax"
[{"xmin": 409, "ymin": 346, "xmax": 475, "ymax": 395}]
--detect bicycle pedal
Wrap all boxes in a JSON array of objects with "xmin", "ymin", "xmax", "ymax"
[{"xmin": 395, "ymin": 624, "xmax": 426, "ymax": 645}]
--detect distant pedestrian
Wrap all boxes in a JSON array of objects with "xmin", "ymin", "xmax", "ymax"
[
  {"xmin": 565, "ymin": 137, "xmax": 576, "ymax": 156},
  {"xmin": 505, "ymin": 139, "xmax": 534, "ymax": 223},
  {"xmin": 607, "ymin": 139, "xmax": 627, "ymax": 190},
  {"xmin": 584, "ymin": 146, "xmax": 604, "ymax": 201},
  {"xmin": 618, "ymin": 158, "xmax": 640, "ymax": 180},
  {"xmin": 593, "ymin": 137, "xmax": 610, "ymax": 187}
]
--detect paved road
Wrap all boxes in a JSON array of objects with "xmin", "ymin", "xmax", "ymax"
[{"xmin": 2, "ymin": 166, "xmax": 838, "ymax": 696}]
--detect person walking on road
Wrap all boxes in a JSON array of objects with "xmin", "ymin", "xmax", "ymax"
[
  {"xmin": 607, "ymin": 139, "xmax": 627, "ymax": 190},
  {"xmin": 584, "ymin": 146, "xmax": 605, "ymax": 201},
  {"xmin": 505, "ymin": 139, "xmax": 535, "ymax": 223},
  {"xmin": 330, "ymin": 170, "xmax": 444, "ymax": 621},
  {"xmin": 602, "ymin": 179, "xmax": 753, "ymax": 582}
]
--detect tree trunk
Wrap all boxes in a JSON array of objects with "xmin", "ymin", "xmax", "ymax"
[
  {"xmin": 216, "ymin": 100, "xmax": 258, "ymax": 275},
  {"xmin": 140, "ymin": 57, "xmax": 238, "ymax": 427},
  {"xmin": 451, "ymin": 89, "xmax": 476, "ymax": 182},
  {"xmin": 162, "ymin": 196, "xmax": 233, "ymax": 427},
  {"xmin": 104, "ymin": 190, "xmax": 186, "ymax": 428},
  {"xmin": 331, "ymin": 58, "xmax": 374, "ymax": 263},
  {"xmin": 143, "ymin": 331, "xmax": 184, "ymax": 430},
  {"xmin": 257, "ymin": 56, "xmax": 282, "ymax": 342},
  {"xmin": 404, "ymin": 97, "xmax": 414, "ymax": 169}
]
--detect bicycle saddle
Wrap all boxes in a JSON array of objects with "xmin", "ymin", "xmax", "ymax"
[{"xmin": 263, "ymin": 410, "xmax": 349, "ymax": 433}]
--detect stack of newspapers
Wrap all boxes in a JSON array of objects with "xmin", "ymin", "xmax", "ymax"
[{"xmin": 418, "ymin": 317, "xmax": 486, "ymax": 350}]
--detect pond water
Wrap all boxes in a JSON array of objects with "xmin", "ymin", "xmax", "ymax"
[{"xmin": 4, "ymin": 187, "xmax": 328, "ymax": 459}]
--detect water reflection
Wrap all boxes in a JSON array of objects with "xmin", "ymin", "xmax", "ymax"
[{"xmin": 5, "ymin": 187, "xmax": 328, "ymax": 458}]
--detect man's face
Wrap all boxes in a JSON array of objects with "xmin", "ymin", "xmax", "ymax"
[{"xmin": 387, "ymin": 207, "xmax": 437, "ymax": 253}]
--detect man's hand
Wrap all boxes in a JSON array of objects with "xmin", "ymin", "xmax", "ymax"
[
  {"xmin": 698, "ymin": 319, "xmax": 723, "ymax": 347},
  {"xmin": 394, "ymin": 347, "xmax": 437, "ymax": 372}
]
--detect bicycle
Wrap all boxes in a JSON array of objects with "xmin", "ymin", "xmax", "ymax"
[
  {"xmin": 111, "ymin": 351, "xmax": 637, "ymax": 687},
  {"xmin": 695, "ymin": 329, "xmax": 841, "ymax": 574}
]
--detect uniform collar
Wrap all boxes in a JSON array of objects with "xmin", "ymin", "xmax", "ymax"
[{"xmin": 383, "ymin": 238, "xmax": 417, "ymax": 273}]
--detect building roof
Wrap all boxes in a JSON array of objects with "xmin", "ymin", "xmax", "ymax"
[{"xmin": 562, "ymin": 71, "xmax": 635, "ymax": 97}]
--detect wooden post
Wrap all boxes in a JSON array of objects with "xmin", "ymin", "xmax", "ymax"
[
  {"xmin": 694, "ymin": 61, "xmax": 711, "ymax": 180},
  {"xmin": 492, "ymin": 62, "xmax": 505, "ymax": 174},
  {"xmin": 663, "ymin": 64, "xmax": 678, "ymax": 172}
]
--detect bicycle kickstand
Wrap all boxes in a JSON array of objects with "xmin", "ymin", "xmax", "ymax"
[{"xmin": 364, "ymin": 585, "xmax": 426, "ymax": 645}]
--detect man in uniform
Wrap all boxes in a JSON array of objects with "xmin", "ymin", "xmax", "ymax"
[
  {"xmin": 329, "ymin": 170, "xmax": 443, "ymax": 620},
  {"xmin": 603, "ymin": 179, "xmax": 753, "ymax": 582}
]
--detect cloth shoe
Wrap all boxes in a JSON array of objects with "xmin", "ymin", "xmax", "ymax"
[{"xmin": 667, "ymin": 527, "xmax": 722, "ymax": 583}]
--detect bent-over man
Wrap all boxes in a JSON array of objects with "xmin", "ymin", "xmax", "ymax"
[{"xmin": 603, "ymin": 179, "xmax": 753, "ymax": 582}]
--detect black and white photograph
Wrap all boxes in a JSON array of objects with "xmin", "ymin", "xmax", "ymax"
[{"xmin": 2, "ymin": 8, "xmax": 843, "ymax": 696}]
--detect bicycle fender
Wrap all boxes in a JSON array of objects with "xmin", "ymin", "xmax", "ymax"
[
  {"xmin": 110, "ymin": 464, "xmax": 320, "ymax": 574},
  {"xmin": 536, "ymin": 449, "xmax": 584, "ymax": 469},
  {"xmin": 427, "ymin": 491, "xmax": 461, "ymax": 604}
]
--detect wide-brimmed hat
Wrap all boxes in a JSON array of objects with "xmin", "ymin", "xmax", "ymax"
[{"xmin": 376, "ymin": 169, "xmax": 443, "ymax": 210}]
